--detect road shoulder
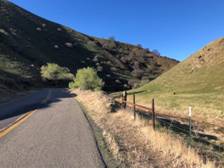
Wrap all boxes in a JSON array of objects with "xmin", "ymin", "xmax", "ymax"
[
  {"xmin": 0, "ymin": 112, "xmax": 33, "ymax": 139},
  {"xmin": 77, "ymin": 100, "xmax": 120, "ymax": 168}
]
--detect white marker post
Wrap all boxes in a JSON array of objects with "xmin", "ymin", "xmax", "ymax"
[
  {"xmin": 188, "ymin": 106, "xmax": 192, "ymax": 138},
  {"xmin": 122, "ymin": 91, "xmax": 125, "ymax": 108}
]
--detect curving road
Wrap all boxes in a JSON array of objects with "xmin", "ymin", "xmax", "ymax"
[{"xmin": 0, "ymin": 89, "xmax": 104, "ymax": 168}]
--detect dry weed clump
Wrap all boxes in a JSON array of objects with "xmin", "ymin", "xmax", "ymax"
[{"xmin": 74, "ymin": 89, "xmax": 215, "ymax": 168}]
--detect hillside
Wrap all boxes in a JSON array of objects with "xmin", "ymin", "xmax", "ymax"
[
  {"xmin": 134, "ymin": 38, "xmax": 224, "ymax": 123},
  {"xmin": 0, "ymin": 0, "xmax": 178, "ymax": 96}
]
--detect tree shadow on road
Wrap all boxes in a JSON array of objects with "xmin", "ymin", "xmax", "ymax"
[{"xmin": 0, "ymin": 89, "xmax": 76, "ymax": 126}]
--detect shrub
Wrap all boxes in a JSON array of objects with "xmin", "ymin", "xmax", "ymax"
[
  {"xmin": 40, "ymin": 63, "xmax": 73, "ymax": 81},
  {"xmin": 130, "ymin": 48, "xmax": 147, "ymax": 58},
  {"xmin": 137, "ymin": 44, "xmax": 142, "ymax": 48},
  {"xmin": 69, "ymin": 67, "xmax": 104, "ymax": 90},
  {"xmin": 96, "ymin": 66, "xmax": 103, "ymax": 72},
  {"xmin": 131, "ymin": 69, "xmax": 144, "ymax": 79},
  {"xmin": 101, "ymin": 37, "xmax": 116, "ymax": 49},
  {"xmin": 110, "ymin": 67, "xmax": 118, "ymax": 71},
  {"xmin": 152, "ymin": 49, "xmax": 161, "ymax": 56},
  {"xmin": 108, "ymin": 36, "xmax": 115, "ymax": 41}
]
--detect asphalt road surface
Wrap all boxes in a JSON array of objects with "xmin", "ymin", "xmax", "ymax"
[
  {"xmin": 0, "ymin": 89, "xmax": 105, "ymax": 168},
  {"xmin": 0, "ymin": 89, "xmax": 51, "ymax": 130}
]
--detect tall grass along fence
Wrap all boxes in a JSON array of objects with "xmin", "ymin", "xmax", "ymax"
[{"xmin": 113, "ymin": 91, "xmax": 224, "ymax": 166}]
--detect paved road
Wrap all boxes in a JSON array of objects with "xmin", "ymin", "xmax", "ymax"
[
  {"xmin": 0, "ymin": 89, "xmax": 51, "ymax": 130},
  {"xmin": 0, "ymin": 89, "xmax": 105, "ymax": 168}
]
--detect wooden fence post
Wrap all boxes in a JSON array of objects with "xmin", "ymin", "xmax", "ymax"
[
  {"xmin": 152, "ymin": 98, "xmax": 156, "ymax": 130},
  {"xmin": 124, "ymin": 91, "xmax": 127, "ymax": 109},
  {"xmin": 122, "ymin": 91, "xmax": 125, "ymax": 108},
  {"xmin": 133, "ymin": 94, "xmax": 136, "ymax": 120},
  {"xmin": 188, "ymin": 106, "xmax": 192, "ymax": 138}
]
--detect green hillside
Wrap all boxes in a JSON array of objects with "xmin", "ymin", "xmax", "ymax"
[
  {"xmin": 133, "ymin": 38, "xmax": 224, "ymax": 123},
  {"xmin": 0, "ymin": 0, "xmax": 178, "ymax": 97}
]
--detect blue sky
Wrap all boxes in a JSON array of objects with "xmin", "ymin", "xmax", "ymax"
[{"xmin": 10, "ymin": 0, "xmax": 224, "ymax": 61}]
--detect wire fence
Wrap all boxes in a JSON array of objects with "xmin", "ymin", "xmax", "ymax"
[{"xmin": 113, "ymin": 91, "xmax": 224, "ymax": 165}]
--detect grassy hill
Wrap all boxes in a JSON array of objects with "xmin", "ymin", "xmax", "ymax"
[
  {"xmin": 133, "ymin": 38, "xmax": 224, "ymax": 123},
  {"xmin": 0, "ymin": 0, "xmax": 178, "ymax": 97}
]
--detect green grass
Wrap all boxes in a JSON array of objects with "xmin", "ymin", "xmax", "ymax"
[
  {"xmin": 132, "ymin": 38, "xmax": 224, "ymax": 122},
  {"xmin": 134, "ymin": 91, "xmax": 224, "ymax": 119},
  {"xmin": 0, "ymin": 56, "xmax": 31, "ymax": 77}
]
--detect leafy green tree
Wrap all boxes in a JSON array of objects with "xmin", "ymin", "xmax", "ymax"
[
  {"xmin": 40, "ymin": 63, "xmax": 73, "ymax": 81},
  {"xmin": 69, "ymin": 67, "xmax": 104, "ymax": 90}
]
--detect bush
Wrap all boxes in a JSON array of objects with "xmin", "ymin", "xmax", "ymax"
[
  {"xmin": 101, "ymin": 37, "xmax": 116, "ymax": 49},
  {"xmin": 152, "ymin": 49, "xmax": 161, "ymax": 56},
  {"xmin": 108, "ymin": 36, "xmax": 115, "ymax": 41},
  {"xmin": 40, "ymin": 63, "xmax": 74, "ymax": 81},
  {"xmin": 137, "ymin": 44, "xmax": 142, "ymax": 48},
  {"xmin": 69, "ymin": 67, "xmax": 104, "ymax": 90},
  {"xmin": 131, "ymin": 69, "xmax": 144, "ymax": 79}
]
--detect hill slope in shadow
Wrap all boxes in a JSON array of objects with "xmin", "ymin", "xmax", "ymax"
[{"xmin": 0, "ymin": 0, "xmax": 178, "ymax": 94}]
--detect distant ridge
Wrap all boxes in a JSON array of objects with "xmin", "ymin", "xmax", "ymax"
[{"xmin": 0, "ymin": 0, "xmax": 178, "ymax": 95}]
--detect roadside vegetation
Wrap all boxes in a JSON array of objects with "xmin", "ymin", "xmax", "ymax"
[
  {"xmin": 69, "ymin": 67, "xmax": 104, "ymax": 90},
  {"xmin": 132, "ymin": 38, "xmax": 224, "ymax": 125},
  {"xmin": 40, "ymin": 63, "xmax": 74, "ymax": 81},
  {"xmin": 124, "ymin": 38, "xmax": 224, "ymax": 165},
  {"xmin": 74, "ymin": 90, "xmax": 216, "ymax": 168}
]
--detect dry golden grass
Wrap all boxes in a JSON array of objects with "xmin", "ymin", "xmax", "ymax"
[
  {"xmin": 126, "ymin": 94, "xmax": 224, "ymax": 142},
  {"xmin": 74, "ymin": 89, "xmax": 216, "ymax": 168}
]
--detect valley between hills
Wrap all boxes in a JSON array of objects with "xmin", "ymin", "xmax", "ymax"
[{"xmin": 0, "ymin": 0, "xmax": 224, "ymax": 167}]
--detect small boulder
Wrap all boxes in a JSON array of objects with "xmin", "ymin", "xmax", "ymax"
[
  {"xmin": 97, "ymin": 66, "xmax": 103, "ymax": 72},
  {"xmin": 106, "ymin": 74, "xmax": 111, "ymax": 78},
  {"xmin": 0, "ymin": 29, "xmax": 8, "ymax": 36},
  {"xmin": 36, "ymin": 27, "xmax": 42, "ymax": 32},
  {"xmin": 65, "ymin": 42, "xmax": 73, "ymax": 48},
  {"xmin": 115, "ymin": 79, "xmax": 121, "ymax": 83},
  {"xmin": 54, "ymin": 45, "xmax": 59, "ymax": 49},
  {"xmin": 9, "ymin": 28, "xmax": 17, "ymax": 35},
  {"xmin": 42, "ymin": 23, "xmax": 46, "ymax": 28},
  {"xmin": 57, "ymin": 28, "xmax": 62, "ymax": 31}
]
